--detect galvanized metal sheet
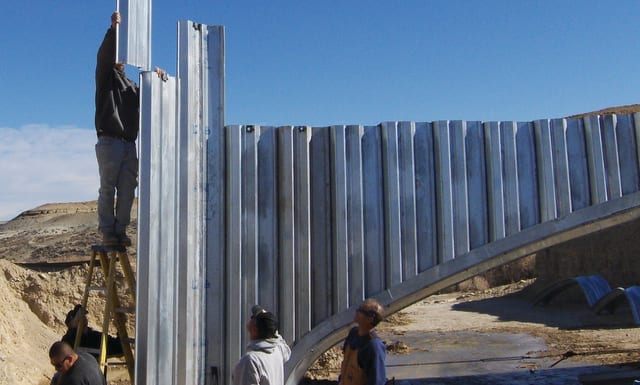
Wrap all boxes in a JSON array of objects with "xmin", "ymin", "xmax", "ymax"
[
  {"xmin": 381, "ymin": 122, "xmax": 404, "ymax": 284},
  {"xmin": 515, "ymin": 121, "xmax": 539, "ymax": 228},
  {"xmin": 137, "ymin": 70, "xmax": 177, "ymax": 385},
  {"xmin": 484, "ymin": 121, "xmax": 506, "ymax": 240},
  {"xmin": 203, "ymin": 25, "xmax": 226, "ymax": 385},
  {"xmin": 465, "ymin": 121, "xmax": 488, "ymax": 249},
  {"xmin": 361, "ymin": 125, "xmax": 385, "ymax": 296},
  {"xmin": 293, "ymin": 126, "xmax": 312, "ymax": 338},
  {"xmin": 566, "ymin": 118, "xmax": 591, "ymax": 211},
  {"xmin": 345, "ymin": 125, "xmax": 365, "ymax": 305},
  {"xmin": 615, "ymin": 114, "xmax": 640, "ymax": 195},
  {"xmin": 433, "ymin": 121, "xmax": 455, "ymax": 261},
  {"xmin": 117, "ymin": 0, "xmax": 151, "ymax": 69},
  {"xmin": 534, "ymin": 119, "xmax": 557, "ymax": 221},
  {"xmin": 501, "ymin": 121, "xmax": 520, "ymax": 235},
  {"xmin": 257, "ymin": 126, "xmax": 279, "ymax": 311},
  {"xmin": 414, "ymin": 122, "xmax": 438, "ymax": 270},
  {"xmin": 309, "ymin": 127, "xmax": 332, "ymax": 324},
  {"xmin": 451, "ymin": 120, "xmax": 470, "ymax": 257},
  {"xmin": 584, "ymin": 116, "xmax": 608, "ymax": 204},
  {"xmin": 225, "ymin": 124, "xmax": 243, "ymax": 368},
  {"xmin": 241, "ymin": 125, "xmax": 259, "ymax": 330},
  {"xmin": 278, "ymin": 126, "xmax": 296, "ymax": 343},
  {"xmin": 397, "ymin": 121, "xmax": 418, "ymax": 278},
  {"xmin": 602, "ymin": 115, "xmax": 622, "ymax": 199},
  {"xmin": 550, "ymin": 119, "xmax": 572, "ymax": 217}
]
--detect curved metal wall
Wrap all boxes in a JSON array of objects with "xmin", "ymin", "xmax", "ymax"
[{"xmin": 134, "ymin": 14, "xmax": 640, "ymax": 385}]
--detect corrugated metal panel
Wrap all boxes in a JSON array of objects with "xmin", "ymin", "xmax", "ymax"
[
  {"xmin": 117, "ymin": 0, "xmax": 151, "ymax": 69},
  {"xmin": 381, "ymin": 122, "xmax": 404, "ymax": 284},
  {"xmin": 584, "ymin": 115, "xmax": 608, "ymax": 204},
  {"xmin": 414, "ymin": 122, "xmax": 438, "ymax": 270},
  {"xmin": 616, "ymin": 115, "xmax": 640, "ymax": 195},
  {"xmin": 535, "ymin": 119, "xmax": 557, "ymax": 222},
  {"xmin": 137, "ymin": 71, "xmax": 177, "ymax": 384},
  {"xmin": 566, "ymin": 118, "xmax": 591, "ymax": 210},
  {"xmin": 501, "ymin": 121, "xmax": 520, "ymax": 235},
  {"xmin": 516, "ymin": 121, "xmax": 539, "ymax": 228},
  {"xmin": 551, "ymin": 118, "xmax": 572, "ymax": 217},
  {"xmin": 484, "ymin": 121, "xmax": 506, "ymax": 241},
  {"xmin": 433, "ymin": 121, "xmax": 455, "ymax": 260},
  {"xmin": 361, "ymin": 125, "xmax": 386, "ymax": 296},
  {"xmin": 466, "ymin": 121, "xmax": 488, "ymax": 249},
  {"xmin": 293, "ymin": 126, "xmax": 312, "ymax": 338},
  {"xmin": 451, "ymin": 120, "xmax": 469, "ymax": 257},
  {"xmin": 602, "ymin": 115, "xmax": 623, "ymax": 199}
]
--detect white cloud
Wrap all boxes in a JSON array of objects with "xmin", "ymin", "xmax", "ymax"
[{"xmin": 0, "ymin": 125, "xmax": 100, "ymax": 220}]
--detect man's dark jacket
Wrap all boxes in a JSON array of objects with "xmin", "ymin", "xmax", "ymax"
[{"xmin": 95, "ymin": 27, "xmax": 139, "ymax": 142}]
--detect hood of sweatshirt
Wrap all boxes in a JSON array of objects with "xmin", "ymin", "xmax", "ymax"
[{"xmin": 247, "ymin": 336, "xmax": 292, "ymax": 361}]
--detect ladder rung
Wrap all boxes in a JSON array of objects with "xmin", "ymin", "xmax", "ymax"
[
  {"xmin": 88, "ymin": 286, "xmax": 107, "ymax": 291},
  {"xmin": 115, "ymin": 306, "xmax": 135, "ymax": 314}
]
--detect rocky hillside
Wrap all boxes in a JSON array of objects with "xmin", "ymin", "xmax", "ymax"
[{"xmin": 0, "ymin": 201, "xmax": 137, "ymax": 264}]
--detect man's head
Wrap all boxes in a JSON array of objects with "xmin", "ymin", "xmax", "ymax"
[
  {"xmin": 114, "ymin": 62, "xmax": 125, "ymax": 73},
  {"xmin": 49, "ymin": 341, "xmax": 76, "ymax": 374},
  {"xmin": 355, "ymin": 298, "xmax": 384, "ymax": 328},
  {"xmin": 247, "ymin": 307, "xmax": 279, "ymax": 340}
]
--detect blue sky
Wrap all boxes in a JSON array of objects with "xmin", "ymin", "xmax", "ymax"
[{"xmin": 1, "ymin": 0, "xmax": 639, "ymax": 220}]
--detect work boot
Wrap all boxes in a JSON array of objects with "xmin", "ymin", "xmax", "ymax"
[
  {"xmin": 102, "ymin": 232, "xmax": 120, "ymax": 247},
  {"xmin": 118, "ymin": 234, "xmax": 132, "ymax": 247}
]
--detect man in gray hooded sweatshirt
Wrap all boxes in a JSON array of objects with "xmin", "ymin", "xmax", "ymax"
[{"xmin": 232, "ymin": 308, "xmax": 291, "ymax": 385}]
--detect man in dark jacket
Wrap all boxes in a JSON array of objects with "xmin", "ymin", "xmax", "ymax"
[
  {"xmin": 60, "ymin": 304, "xmax": 123, "ymax": 359},
  {"xmin": 94, "ymin": 11, "xmax": 139, "ymax": 247}
]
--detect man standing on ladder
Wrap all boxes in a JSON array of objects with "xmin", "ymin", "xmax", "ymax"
[{"xmin": 94, "ymin": 11, "xmax": 139, "ymax": 247}]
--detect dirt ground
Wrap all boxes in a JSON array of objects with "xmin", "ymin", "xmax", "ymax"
[
  {"xmin": 305, "ymin": 280, "xmax": 640, "ymax": 383},
  {"xmin": 1, "ymin": 203, "xmax": 640, "ymax": 385}
]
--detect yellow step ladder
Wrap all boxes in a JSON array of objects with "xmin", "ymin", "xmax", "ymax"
[{"xmin": 75, "ymin": 245, "xmax": 136, "ymax": 382}]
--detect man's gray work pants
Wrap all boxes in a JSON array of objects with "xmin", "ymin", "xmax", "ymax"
[{"xmin": 95, "ymin": 136, "xmax": 138, "ymax": 236}]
